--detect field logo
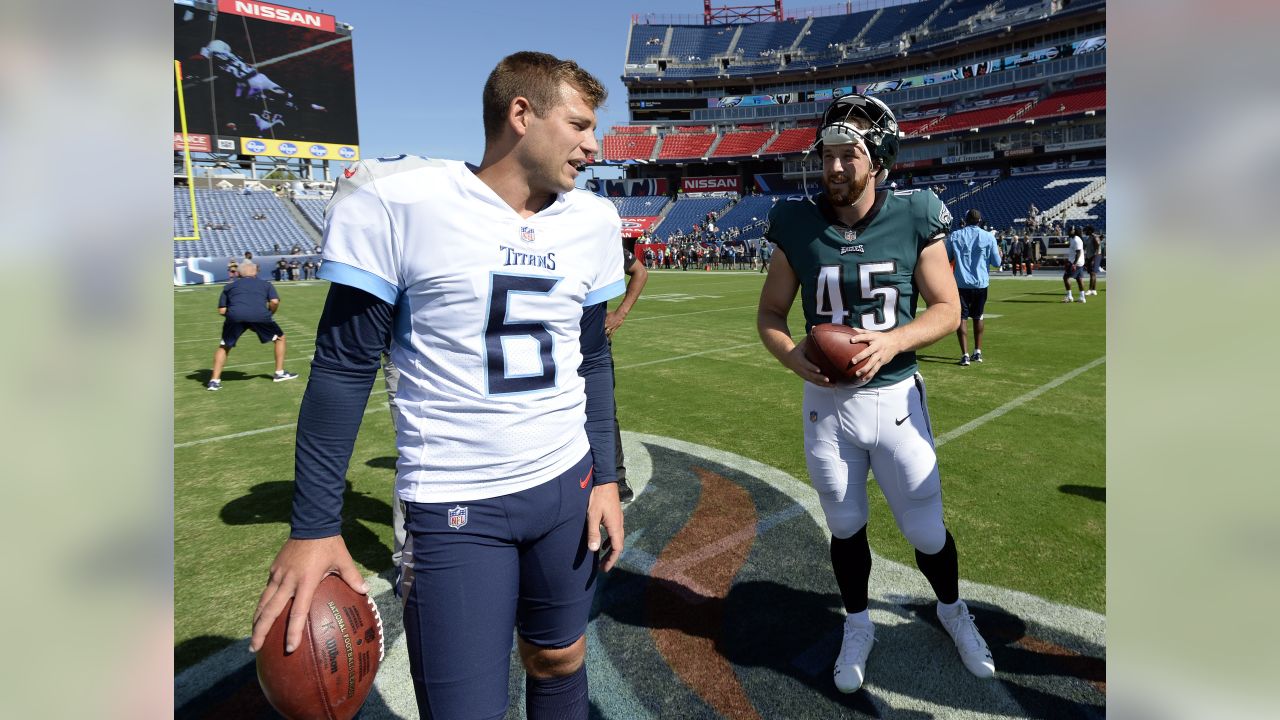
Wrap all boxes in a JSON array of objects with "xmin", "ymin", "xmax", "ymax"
[{"xmin": 176, "ymin": 433, "xmax": 1105, "ymax": 719}]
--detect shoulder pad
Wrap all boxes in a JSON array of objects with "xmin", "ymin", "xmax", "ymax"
[{"xmin": 328, "ymin": 155, "xmax": 447, "ymax": 209}]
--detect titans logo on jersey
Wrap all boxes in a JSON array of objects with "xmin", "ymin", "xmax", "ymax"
[
  {"xmin": 319, "ymin": 156, "xmax": 625, "ymax": 503},
  {"xmin": 765, "ymin": 189, "xmax": 952, "ymax": 388}
]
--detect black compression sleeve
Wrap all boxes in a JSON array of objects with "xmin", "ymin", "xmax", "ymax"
[
  {"xmin": 290, "ymin": 283, "xmax": 394, "ymax": 538},
  {"xmin": 579, "ymin": 303, "xmax": 617, "ymax": 486}
]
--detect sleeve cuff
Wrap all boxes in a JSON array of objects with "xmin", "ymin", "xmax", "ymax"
[
  {"xmin": 584, "ymin": 278, "xmax": 626, "ymax": 306},
  {"xmin": 318, "ymin": 261, "xmax": 399, "ymax": 304}
]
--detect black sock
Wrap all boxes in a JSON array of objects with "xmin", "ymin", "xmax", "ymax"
[
  {"xmin": 526, "ymin": 663, "xmax": 588, "ymax": 720},
  {"xmin": 830, "ymin": 528, "xmax": 871, "ymax": 613},
  {"xmin": 914, "ymin": 531, "xmax": 959, "ymax": 604}
]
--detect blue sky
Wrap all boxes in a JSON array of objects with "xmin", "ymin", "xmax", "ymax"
[{"xmin": 292, "ymin": 0, "xmax": 704, "ymax": 171}]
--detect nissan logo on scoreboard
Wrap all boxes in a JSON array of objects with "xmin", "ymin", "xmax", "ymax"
[{"xmin": 681, "ymin": 176, "xmax": 741, "ymax": 193}]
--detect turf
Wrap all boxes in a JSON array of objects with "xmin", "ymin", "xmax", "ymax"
[{"xmin": 173, "ymin": 272, "xmax": 1105, "ymax": 672}]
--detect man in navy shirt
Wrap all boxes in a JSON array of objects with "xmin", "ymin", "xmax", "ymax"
[{"xmin": 207, "ymin": 262, "xmax": 299, "ymax": 390}]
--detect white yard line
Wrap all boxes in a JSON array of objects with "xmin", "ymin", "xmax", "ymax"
[
  {"xmin": 174, "ymin": 390, "xmax": 388, "ymax": 449},
  {"xmin": 934, "ymin": 355, "xmax": 1106, "ymax": 447},
  {"xmin": 617, "ymin": 342, "xmax": 763, "ymax": 369},
  {"xmin": 627, "ymin": 304, "xmax": 758, "ymax": 322}
]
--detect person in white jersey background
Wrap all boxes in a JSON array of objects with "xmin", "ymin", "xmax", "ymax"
[{"xmin": 248, "ymin": 52, "xmax": 626, "ymax": 720}]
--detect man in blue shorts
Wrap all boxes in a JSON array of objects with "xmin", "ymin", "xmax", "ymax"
[
  {"xmin": 248, "ymin": 52, "xmax": 626, "ymax": 720},
  {"xmin": 207, "ymin": 262, "xmax": 298, "ymax": 390},
  {"xmin": 946, "ymin": 209, "xmax": 1002, "ymax": 365}
]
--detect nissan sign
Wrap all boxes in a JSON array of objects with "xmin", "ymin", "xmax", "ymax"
[{"xmin": 681, "ymin": 176, "xmax": 741, "ymax": 193}]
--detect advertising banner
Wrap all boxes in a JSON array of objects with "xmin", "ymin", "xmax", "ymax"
[
  {"xmin": 239, "ymin": 137, "xmax": 359, "ymax": 160},
  {"xmin": 942, "ymin": 151, "xmax": 995, "ymax": 165},
  {"xmin": 174, "ymin": 133, "xmax": 211, "ymax": 152},
  {"xmin": 681, "ymin": 176, "xmax": 740, "ymax": 193},
  {"xmin": 620, "ymin": 217, "xmax": 662, "ymax": 239},
  {"xmin": 596, "ymin": 178, "xmax": 669, "ymax": 197},
  {"xmin": 217, "ymin": 0, "xmax": 336, "ymax": 32}
]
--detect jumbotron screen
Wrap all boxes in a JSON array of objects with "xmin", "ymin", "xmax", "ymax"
[{"xmin": 174, "ymin": 0, "xmax": 360, "ymax": 160}]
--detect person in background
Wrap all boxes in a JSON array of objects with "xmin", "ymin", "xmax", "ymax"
[
  {"xmin": 604, "ymin": 246, "xmax": 649, "ymax": 503},
  {"xmin": 206, "ymin": 262, "xmax": 298, "ymax": 390},
  {"xmin": 946, "ymin": 209, "xmax": 1002, "ymax": 366}
]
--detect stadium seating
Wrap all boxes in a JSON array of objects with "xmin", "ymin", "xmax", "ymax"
[
  {"xmin": 603, "ymin": 133, "xmax": 658, "ymax": 162},
  {"xmin": 1020, "ymin": 87, "xmax": 1106, "ymax": 121},
  {"xmin": 174, "ymin": 188, "xmax": 314, "ymax": 259},
  {"xmin": 734, "ymin": 20, "xmax": 805, "ymax": 59},
  {"xmin": 922, "ymin": 103, "xmax": 1031, "ymax": 134},
  {"xmin": 611, "ymin": 125, "xmax": 650, "ymax": 134},
  {"xmin": 711, "ymin": 130, "xmax": 774, "ymax": 158},
  {"xmin": 794, "ymin": 12, "xmax": 875, "ymax": 54},
  {"xmin": 294, "ymin": 197, "xmax": 326, "ymax": 232},
  {"xmin": 610, "ymin": 196, "xmax": 670, "ymax": 217},
  {"xmin": 628, "ymin": 27, "xmax": 667, "ymax": 64},
  {"xmin": 761, "ymin": 127, "xmax": 814, "ymax": 155},
  {"xmin": 713, "ymin": 194, "xmax": 781, "ymax": 237},
  {"xmin": 667, "ymin": 25, "xmax": 735, "ymax": 62},
  {"xmin": 945, "ymin": 169, "xmax": 1106, "ymax": 231},
  {"xmin": 860, "ymin": 0, "xmax": 943, "ymax": 45},
  {"xmin": 898, "ymin": 116, "xmax": 942, "ymax": 137},
  {"xmin": 1083, "ymin": 200, "xmax": 1106, "ymax": 231},
  {"xmin": 653, "ymin": 196, "xmax": 735, "ymax": 237},
  {"xmin": 657, "ymin": 133, "xmax": 717, "ymax": 160}
]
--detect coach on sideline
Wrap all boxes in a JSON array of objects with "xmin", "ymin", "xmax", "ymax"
[
  {"xmin": 206, "ymin": 262, "xmax": 299, "ymax": 390},
  {"xmin": 946, "ymin": 209, "xmax": 1002, "ymax": 366}
]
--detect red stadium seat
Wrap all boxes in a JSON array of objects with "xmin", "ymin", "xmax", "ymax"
[
  {"xmin": 603, "ymin": 134, "xmax": 658, "ymax": 161},
  {"xmin": 657, "ymin": 133, "xmax": 716, "ymax": 160},
  {"xmin": 711, "ymin": 130, "xmax": 774, "ymax": 158},
  {"xmin": 761, "ymin": 127, "xmax": 815, "ymax": 155},
  {"xmin": 1019, "ymin": 87, "xmax": 1106, "ymax": 121}
]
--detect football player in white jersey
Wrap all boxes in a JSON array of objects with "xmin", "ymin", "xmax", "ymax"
[{"xmin": 249, "ymin": 52, "xmax": 626, "ymax": 720}]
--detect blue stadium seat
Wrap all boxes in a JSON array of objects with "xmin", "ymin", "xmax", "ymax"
[
  {"xmin": 173, "ymin": 187, "xmax": 315, "ymax": 259},
  {"xmin": 652, "ymin": 196, "xmax": 735, "ymax": 238},
  {"xmin": 610, "ymin": 196, "xmax": 671, "ymax": 217}
]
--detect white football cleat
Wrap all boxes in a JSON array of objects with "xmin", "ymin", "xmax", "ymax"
[
  {"xmin": 833, "ymin": 614, "xmax": 875, "ymax": 693},
  {"xmin": 938, "ymin": 600, "xmax": 995, "ymax": 678}
]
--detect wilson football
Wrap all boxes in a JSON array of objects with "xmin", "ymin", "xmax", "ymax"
[
  {"xmin": 804, "ymin": 323, "xmax": 871, "ymax": 386},
  {"xmin": 256, "ymin": 574, "xmax": 384, "ymax": 720}
]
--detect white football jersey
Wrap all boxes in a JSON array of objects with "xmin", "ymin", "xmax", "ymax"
[{"xmin": 320, "ymin": 156, "xmax": 625, "ymax": 503}]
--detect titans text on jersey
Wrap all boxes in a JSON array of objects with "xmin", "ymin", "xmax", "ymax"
[{"xmin": 320, "ymin": 156, "xmax": 625, "ymax": 503}]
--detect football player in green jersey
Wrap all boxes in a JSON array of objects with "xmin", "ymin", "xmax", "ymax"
[{"xmin": 757, "ymin": 94, "xmax": 995, "ymax": 693}]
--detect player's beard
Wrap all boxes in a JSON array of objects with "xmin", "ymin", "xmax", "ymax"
[{"xmin": 823, "ymin": 168, "xmax": 870, "ymax": 207}]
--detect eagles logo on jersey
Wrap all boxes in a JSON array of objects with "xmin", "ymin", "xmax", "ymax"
[{"xmin": 765, "ymin": 188, "xmax": 951, "ymax": 388}]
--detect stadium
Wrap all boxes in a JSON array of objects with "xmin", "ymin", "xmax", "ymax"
[{"xmin": 174, "ymin": 1, "xmax": 1106, "ymax": 717}]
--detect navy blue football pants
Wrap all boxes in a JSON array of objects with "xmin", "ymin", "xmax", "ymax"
[{"xmin": 402, "ymin": 452, "xmax": 597, "ymax": 720}]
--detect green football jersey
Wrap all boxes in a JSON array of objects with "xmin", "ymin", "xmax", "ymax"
[{"xmin": 765, "ymin": 189, "xmax": 952, "ymax": 388}]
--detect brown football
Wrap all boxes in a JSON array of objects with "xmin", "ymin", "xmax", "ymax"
[
  {"xmin": 256, "ymin": 574, "xmax": 384, "ymax": 720},
  {"xmin": 804, "ymin": 323, "xmax": 872, "ymax": 386}
]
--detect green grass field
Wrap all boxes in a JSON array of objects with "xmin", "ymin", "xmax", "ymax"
[{"xmin": 174, "ymin": 271, "xmax": 1105, "ymax": 672}]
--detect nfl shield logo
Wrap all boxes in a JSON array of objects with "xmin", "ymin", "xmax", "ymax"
[
  {"xmin": 520, "ymin": 226, "xmax": 536, "ymax": 243},
  {"xmin": 448, "ymin": 505, "xmax": 468, "ymax": 529},
  {"xmin": 843, "ymin": 228, "xmax": 858, "ymax": 243}
]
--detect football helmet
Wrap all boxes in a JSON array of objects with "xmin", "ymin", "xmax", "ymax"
[{"xmin": 814, "ymin": 93, "xmax": 900, "ymax": 178}]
